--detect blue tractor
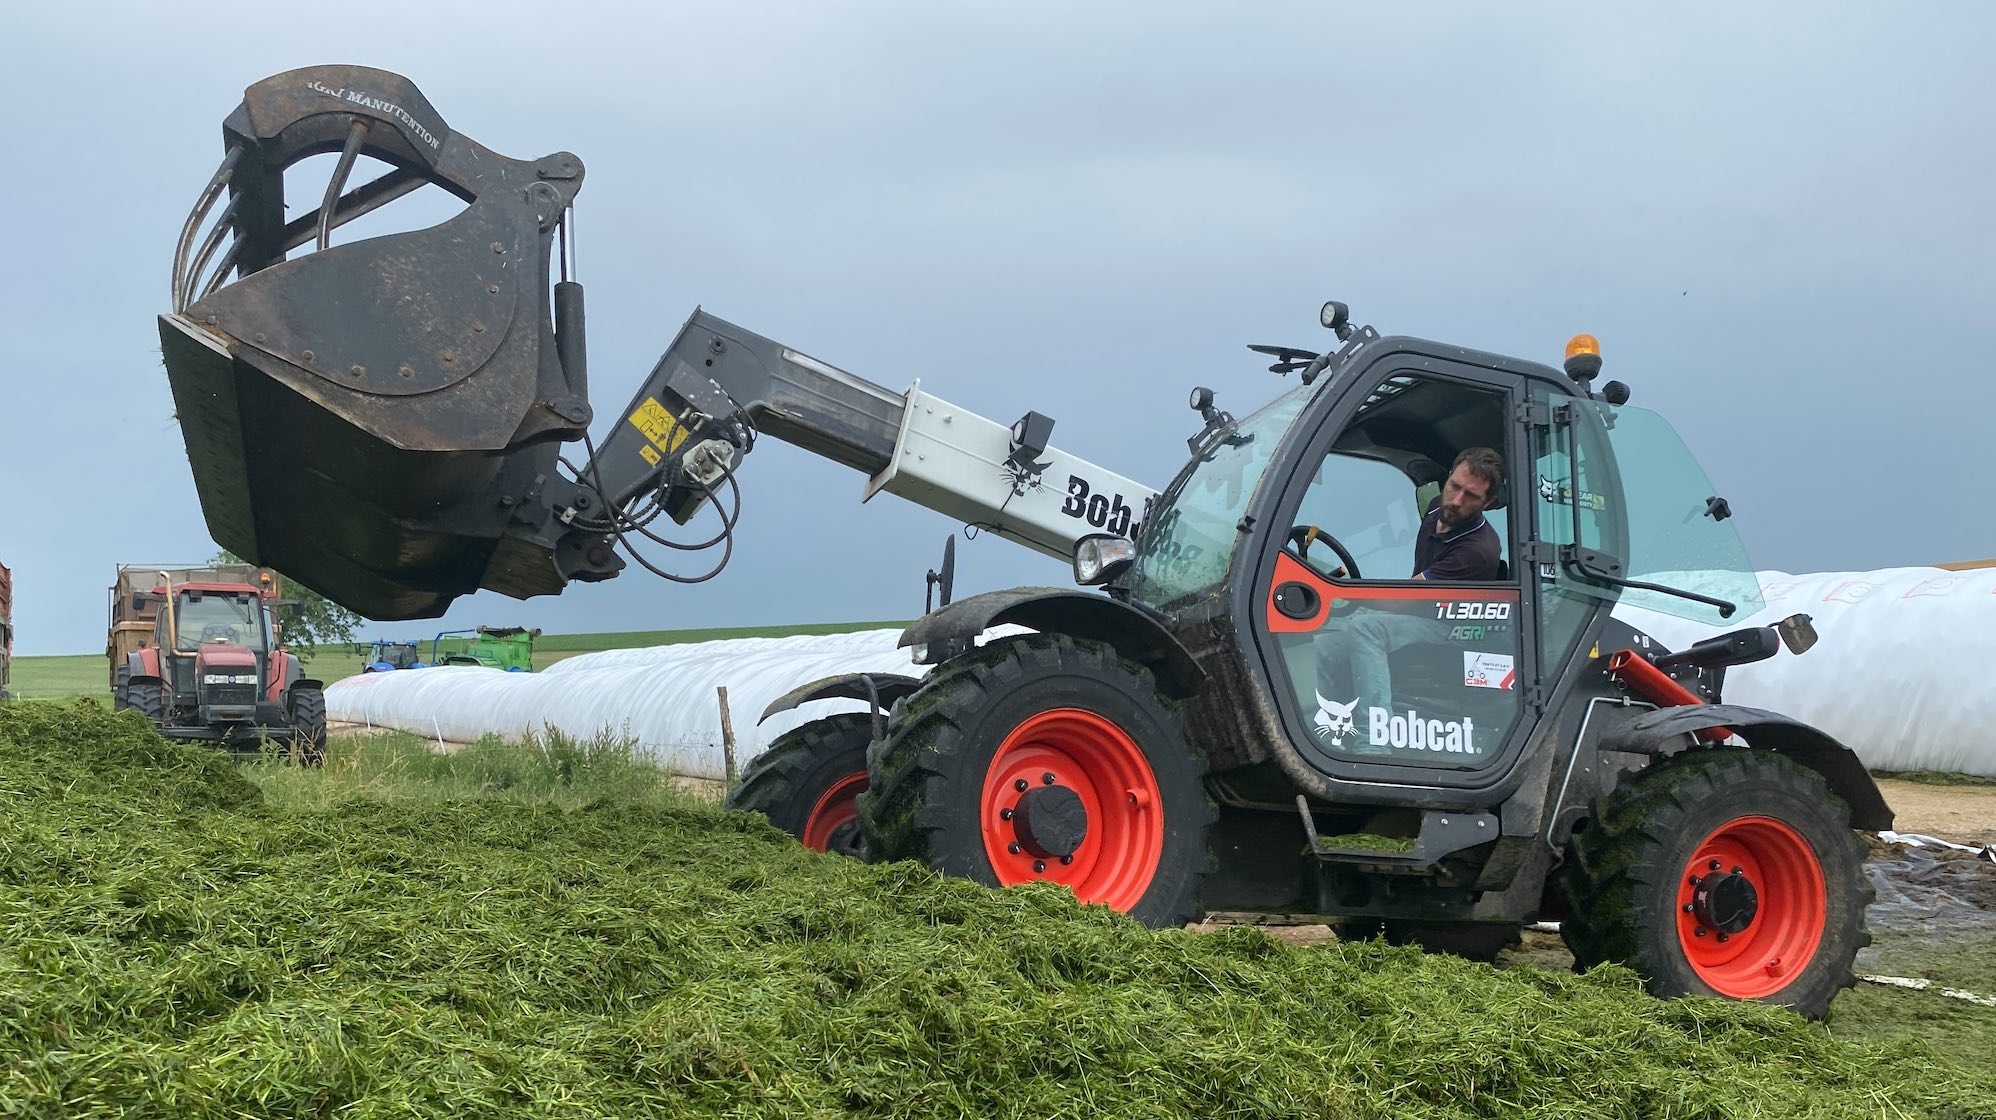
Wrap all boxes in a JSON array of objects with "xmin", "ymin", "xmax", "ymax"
[{"xmin": 355, "ymin": 639, "xmax": 428, "ymax": 673}]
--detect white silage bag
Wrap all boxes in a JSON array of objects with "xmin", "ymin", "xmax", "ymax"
[
  {"xmin": 327, "ymin": 625, "xmax": 1030, "ymax": 780},
  {"xmin": 1613, "ymin": 567, "xmax": 1996, "ymax": 776}
]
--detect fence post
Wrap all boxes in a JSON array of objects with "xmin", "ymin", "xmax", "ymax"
[{"xmin": 717, "ymin": 685, "xmax": 737, "ymax": 792}]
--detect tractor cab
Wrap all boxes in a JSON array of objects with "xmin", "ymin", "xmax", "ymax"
[
  {"xmin": 157, "ymin": 583, "xmax": 275, "ymax": 724},
  {"xmin": 1120, "ymin": 316, "xmax": 1764, "ymax": 790}
]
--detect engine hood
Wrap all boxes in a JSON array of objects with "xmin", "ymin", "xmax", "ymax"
[{"xmin": 194, "ymin": 645, "xmax": 260, "ymax": 672}]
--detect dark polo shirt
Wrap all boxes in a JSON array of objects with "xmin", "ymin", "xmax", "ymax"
[{"xmin": 1412, "ymin": 497, "xmax": 1501, "ymax": 581}]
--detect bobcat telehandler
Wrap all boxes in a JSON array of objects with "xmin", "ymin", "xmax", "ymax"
[{"xmin": 158, "ymin": 65, "xmax": 1888, "ymax": 1019}]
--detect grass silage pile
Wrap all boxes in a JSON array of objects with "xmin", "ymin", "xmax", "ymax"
[{"xmin": 1, "ymin": 703, "xmax": 1988, "ymax": 1119}]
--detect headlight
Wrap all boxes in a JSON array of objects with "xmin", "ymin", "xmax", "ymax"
[{"xmin": 1073, "ymin": 534, "xmax": 1137, "ymax": 586}]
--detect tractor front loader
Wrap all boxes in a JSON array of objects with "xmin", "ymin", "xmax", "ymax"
[{"xmin": 158, "ymin": 65, "xmax": 1889, "ymax": 1018}]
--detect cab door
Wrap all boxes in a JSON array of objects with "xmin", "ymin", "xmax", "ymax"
[{"xmin": 1248, "ymin": 360, "xmax": 1539, "ymax": 784}]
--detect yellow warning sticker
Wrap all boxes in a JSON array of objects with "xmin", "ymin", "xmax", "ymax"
[
  {"xmin": 638, "ymin": 443, "xmax": 661, "ymax": 467},
  {"xmin": 628, "ymin": 397, "xmax": 689, "ymax": 454}
]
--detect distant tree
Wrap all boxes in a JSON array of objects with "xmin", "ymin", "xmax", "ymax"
[{"xmin": 211, "ymin": 549, "xmax": 361, "ymax": 661}]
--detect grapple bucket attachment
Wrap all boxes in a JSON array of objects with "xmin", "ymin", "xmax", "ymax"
[{"xmin": 161, "ymin": 65, "xmax": 613, "ymax": 619}]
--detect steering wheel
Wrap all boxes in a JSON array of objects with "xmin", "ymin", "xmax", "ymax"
[{"xmin": 1287, "ymin": 524, "xmax": 1362, "ymax": 581}]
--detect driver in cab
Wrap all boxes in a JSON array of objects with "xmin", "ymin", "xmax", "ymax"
[{"xmin": 1318, "ymin": 447, "xmax": 1505, "ymax": 739}]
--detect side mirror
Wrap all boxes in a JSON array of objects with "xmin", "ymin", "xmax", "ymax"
[
  {"xmin": 1775, "ymin": 613, "xmax": 1818, "ymax": 656},
  {"xmin": 130, "ymin": 592, "xmax": 148, "ymax": 611}
]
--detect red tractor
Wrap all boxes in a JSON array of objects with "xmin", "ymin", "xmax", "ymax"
[{"xmin": 108, "ymin": 565, "xmax": 327, "ymax": 763}]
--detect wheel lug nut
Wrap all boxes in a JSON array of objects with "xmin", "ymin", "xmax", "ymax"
[
  {"xmin": 1708, "ymin": 859, "xmax": 1721, "ymax": 871},
  {"xmin": 1014, "ymin": 779, "xmax": 1029, "ymax": 792},
  {"xmin": 1042, "ymin": 772, "xmax": 1056, "ymax": 785},
  {"xmin": 1688, "ymin": 876, "xmax": 1702, "ymax": 888},
  {"xmin": 1000, "ymin": 807, "xmax": 1014, "ymax": 821},
  {"xmin": 1683, "ymin": 903, "xmax": 1695, "ymax": 913},
  {"xmin": 1033, "ymin": 860, "xmax": 1046, "ymax": 873},
  {"xmin": 1007, "ymin": 842, "xmax": 1021, "ymax": 855},
  {"xmin": 1731, "ymin": 866, "xmax": 1743, "ymax": 876},
  {"xmin": 1060, "ymin": 855, "xmax": 1074, "ymax": 865},
  {"xmin": 1694, "ymin": 926, "xmax": 1708, "ymax": 938},
  {"xmin": 1716, "ymin": 932, "xmax": 1730, "ymax": 943}
]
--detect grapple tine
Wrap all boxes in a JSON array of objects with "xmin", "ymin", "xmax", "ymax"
[{"xmin": 159, "ymin": 65, "xmax": 613, "ymax": 621}]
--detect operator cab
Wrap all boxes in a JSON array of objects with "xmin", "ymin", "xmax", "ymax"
[{"xmin": 1122, "ymin": 310, "xmax": 1764, "ymax": 790}]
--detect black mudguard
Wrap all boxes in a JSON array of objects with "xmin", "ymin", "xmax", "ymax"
[
  {"xmin": 898, "ymin": 587, "xmax": 1206, "ymax": 700},
  {"xmin": 1602, "ymin": 703, "xmax": 1893, "ymax": 831},
  {"xmin": 758, "ymin": 672, "xmax": 924, "ymax": 724}
]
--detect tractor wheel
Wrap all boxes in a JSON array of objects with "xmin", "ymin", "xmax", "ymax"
[
  {"xmin": 1558, "ymin": 747, "xmax": 1871, "ymax": 1020},
  {"xmin": 859, "ymin": 634, "xmax": 1214, "ymax": 929},
  {"xmin": 127, "ymin": 680, "xmax": 169, "ymax": 727},
  {"xmin": 113, "ymin": 665, "xmax": 131, "ymax": 711},
  {"xmin": 726, "ymin": 712, "xmax": 876, "ymax": 858},
  {"xmin": 288, "ymin": 687, "xmax": 329, "ymax": 768},
  {"xmin": 1341, "ymin": 919, "xmax": 1523, "ymax": 963}
]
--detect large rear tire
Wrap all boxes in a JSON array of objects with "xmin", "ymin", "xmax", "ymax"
[
  {"xmin": 1558, "ymin": 747, "xmax": 1871, "ymax": 1020},
  {"xmin": 860, "ymin": 634, "xmax": 1214, "ymax": 929},
  {"xmin": 288, "ymin": 687, "xmax": 328, "ymax": 768},
  {"xmin": 726, "ymin": 712, "xmax": 875, "ymax": 858},
  {"xmin": 113, "ymin": 665, "xmax": 132, "ymax": 712}
]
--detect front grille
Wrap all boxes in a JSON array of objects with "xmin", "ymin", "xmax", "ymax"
[{"xmin": 204, "ymin": 684, "xmax": 258, "ymax": 707}]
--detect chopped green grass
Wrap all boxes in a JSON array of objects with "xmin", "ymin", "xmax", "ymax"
[
  {"xmin": 1316, "ymin": 833, "xmax": 1417, "ymax": 853},
  {"xmin": 2, "ymin": 700, "xmax": 1992, "ymax": 1118},
  {"xmin": 1826, "ymin": 932, "xmax": 1996, "ymax": 1087}
]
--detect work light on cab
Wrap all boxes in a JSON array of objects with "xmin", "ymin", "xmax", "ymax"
[{"xmin": 1073, "ymin": 533, "xmax": 1136, "ymax": 585}]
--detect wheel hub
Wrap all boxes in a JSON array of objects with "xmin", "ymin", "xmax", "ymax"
[
  {"xmin": 1013, "ymin": 785, "xmax": 1088, "ymax": 858},
  {"xmin": 1691, "ymin": 867, "xmax": 1759, "ymax": 935}
]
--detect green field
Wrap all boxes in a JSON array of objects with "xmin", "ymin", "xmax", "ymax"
[{"xmin": 5, "ymin": 620, "xmax": 912, "ymax": 702}]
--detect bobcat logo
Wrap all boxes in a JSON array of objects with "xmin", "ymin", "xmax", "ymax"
[
  {"xmin": 999, "ymin": 456, "xmax": 1050, "ymax": 498},
  {"xmin": 1538, "ymin": 474, "xmax": 1559, "ymax": 502},
  {"xmin": 1313, "ymin": 691, "xmax": 1358, "ymax": 746}
]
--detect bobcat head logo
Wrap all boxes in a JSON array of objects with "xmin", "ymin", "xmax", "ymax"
[
  {"xmin": 1538, "ymin": 474, "xmax": 1560, "ymax": 502},
  {"xmin": 1313, "ymin": 691, "xmax": 1358, "ymax": 746}
]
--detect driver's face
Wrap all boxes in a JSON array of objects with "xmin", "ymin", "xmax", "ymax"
[{"xmin": 1439, "ymin": 463, "xmax": 1494, "ymax": 525}]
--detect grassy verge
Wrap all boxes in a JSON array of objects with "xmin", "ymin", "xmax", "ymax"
[
  {"xmin": 243, "ymin": 727, "xmax": 704, "ymax": 812},
  {"xmin": 6, "ymin": 620, "xmax": 913, "ymax": 701},
  {"xmin": 1, "ymin": 699, "xmax": 1992, "ymax": 1118},
  {"xmin": 1872, "ymin": 770, "xmax": 1996, "ymax": 788}
]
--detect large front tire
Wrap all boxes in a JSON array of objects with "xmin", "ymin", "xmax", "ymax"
[
  {"xmin": 726, "ymin": 712, "xmax": 875, "ymax": 859},
  {"xmin": 860, "ymin": 634, "xmax": 1214, "ymax": 929},
  {"xmin": 288, "ymin": 687, "xmax": 328, "ymax": 768},
  {"xmin": 1558, "ymin": 748, "xmax": 1871, "ymax": 1020},
  {"xmin": 127, "ymin": 681, "xmax": 168, "ymax": 727}
]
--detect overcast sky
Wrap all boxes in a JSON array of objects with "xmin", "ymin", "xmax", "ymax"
[{"xmin": 3, "ymin": 1, "xmax": 1991, "ymax": 654}]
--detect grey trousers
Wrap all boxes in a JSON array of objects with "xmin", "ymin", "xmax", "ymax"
[{"xmin": 1318, "ymin": 610, "xmax": 1457, "ymax": 715}]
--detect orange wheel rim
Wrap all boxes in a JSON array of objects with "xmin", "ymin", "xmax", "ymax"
[
  {"xmin": 981, "ymin": 708, "xmax": 1164, "ymax": 912},
  {"xmin": 802, "ymin": 772, "xmax": 867, "ymax": 853},
  {"xmin": 1676, "ymin": 815, "xmax": 1827, "ymax": 998}
]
